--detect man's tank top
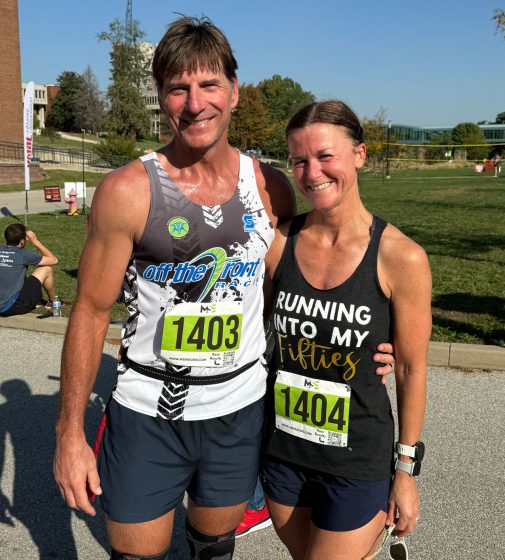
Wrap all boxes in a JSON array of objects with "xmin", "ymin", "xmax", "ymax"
[
  {"xmin": 262, "ymin": 213, "xmax": 394, "ymax": 480},
  {"xmin": 113, "ymin": 151, "xmax": 274, "ymax": 421}
]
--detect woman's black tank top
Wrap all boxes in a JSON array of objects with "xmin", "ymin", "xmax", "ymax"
[{"xmin": 263, "ymin": 213, "xmax": 394, "ymax": 480}]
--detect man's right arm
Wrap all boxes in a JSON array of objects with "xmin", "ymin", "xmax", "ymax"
[
  {"xmin": 54, "ymin": 162, "xmax": 149, "ymax": 515},
  {"xmin": 25, "ymin": 230, "xmax": 58, "ymax": 266}
]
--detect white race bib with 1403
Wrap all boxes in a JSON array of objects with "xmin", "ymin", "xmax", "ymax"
[
  {"xmin": 161, "ymin": 301, "xmax": 242, "ymax": 368},
  {"xmin": 274, "ymin": 370, "xmax": 351, "ymax": 447}
]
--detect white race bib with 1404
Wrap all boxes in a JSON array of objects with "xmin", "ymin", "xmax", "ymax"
[
  {"xmin": 274, "ymin": 370, "xmax": 351, "ymax": 447},
  {"xmin": 161, "ymin": 301, "xmax": 242, "ymax": 368}
]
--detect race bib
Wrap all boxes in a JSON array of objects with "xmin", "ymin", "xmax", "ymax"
[
  {"xmin": 274, "ymin": 370, "xmax": 351, "ymax": 447},
  {"xmin": 161, "ymin": 301, "xmax": 242, "ymax": 368}
]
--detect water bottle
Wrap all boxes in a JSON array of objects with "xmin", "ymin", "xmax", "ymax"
[{"xmin": 52, "ymin": 296, "xmax": 62, "ymax": 318}]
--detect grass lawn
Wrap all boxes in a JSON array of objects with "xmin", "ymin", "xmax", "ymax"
[
  {"xmin": 295, "ymin": 166, "xmax": 505, "ymax": 346},
  {"xmin": 34, "ymin": 134, "xmax": 164, "ymax": 153},
  {"xmin": 1, "ymin": 167, "xmax": 503, "ymax": 345},
  {"xmin": 0, "ymin": 170, "xmax": 107, "ymax": 194}
]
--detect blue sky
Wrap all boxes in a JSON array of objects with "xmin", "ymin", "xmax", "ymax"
[{"xmin": 18, "ymin": 0, "xmax": 505, "ymax": 127}]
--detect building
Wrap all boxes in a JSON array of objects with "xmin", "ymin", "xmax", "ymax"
[
  {"xmin": 0, "ymin": 0, "xmax": 23, "ymax": 144},
  {"xmin": 21, "ymin": 83, "xmax": 60, "ymax": 131},
  {"xmin": 391, "ymin": 123, "xmax": 505, "ymax": 145},
  {"xmin": 138, "ymin": 41, "xmax": 163, "ymax": 139}
]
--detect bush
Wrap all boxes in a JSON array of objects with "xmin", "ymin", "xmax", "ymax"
[
  {"xmin": 93, "ymin": 133, "xmax": 143, "ymax": 160},
  {"xmin": 40, "ymin": 127, "xmax": 60, "ymax": 143}
]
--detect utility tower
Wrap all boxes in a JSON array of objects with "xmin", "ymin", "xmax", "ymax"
[{"xmin": 125, "ymin": 0, "xmax": 133, "ymax": 43}]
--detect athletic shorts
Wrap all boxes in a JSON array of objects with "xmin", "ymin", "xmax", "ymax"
[
  {"xmin": 261, "ymin": 456, "xmax": 390, "ymax": 532},
  {"xmin": 0, "ymin": 276, "xmax": 42, "ymax": 317},
  {"xmin": 97, "ymin": 397, "xmax": 264, "ymax": 523}
]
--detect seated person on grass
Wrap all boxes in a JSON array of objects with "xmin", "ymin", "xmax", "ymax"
[{"xmin": 0, "ymin": 223, "xmax": 59, "ymax": 317}]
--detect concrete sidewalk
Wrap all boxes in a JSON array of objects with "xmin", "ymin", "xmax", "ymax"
[
  {"xmin": 0, "ymin": 185, "xmax": 97, "ymax": 216},
  {"xmin": 1, "ymin": 312, "xmax": 504, "ymax": 370}
]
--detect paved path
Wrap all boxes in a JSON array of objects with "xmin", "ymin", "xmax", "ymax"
[
  {"xmin": 0, "ymin": 327, "xmax": 504, "ymax": 559},
  {"xmin": 0, "ymin": 186, "xmax": 97, "ymax": 217}
]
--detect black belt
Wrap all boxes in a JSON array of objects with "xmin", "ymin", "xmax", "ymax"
[{"xmin": 123, "ymin": 355, "xmax": 259, "ymax": 385}]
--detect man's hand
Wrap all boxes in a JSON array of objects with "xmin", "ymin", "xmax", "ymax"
[
  {"xmin": 54, "ymin": 432, "xmax": 102, "ymax": 516},
  {"xmin": 25, "ymin": 230, "xmax": 38, "ymax": 244},
  {"xmin": 374, "ymin": 342, "xmax": 395, "ymax": 384}
]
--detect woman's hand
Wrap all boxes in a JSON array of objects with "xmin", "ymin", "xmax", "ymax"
[{"xmin": 386, "ymin": 471, "xmax": 420, "ymax": 538}]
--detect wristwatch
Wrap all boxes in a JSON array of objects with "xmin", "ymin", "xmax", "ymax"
[
  {"xmin": 394, "ymin": 441, "xmax": 425, "ymax": 477},
  {"xmin": 395, "ymin": 441, "xmax": 425, "ymax": 462}
]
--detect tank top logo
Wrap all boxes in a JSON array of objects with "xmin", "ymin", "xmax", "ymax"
[
  {"xmin": 242, "ymin": 214, "xmax": 256, "ymax": 232},
  {"xmin": 167, "ymin": 216, "xmax": 189, "ymax": 239},
  {"xmin": 143, "ymin": 247, "xmax": 262, "ymax": 302}
]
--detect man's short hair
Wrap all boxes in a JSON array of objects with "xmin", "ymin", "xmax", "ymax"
[
  {"xmin": 152, "ymin": 15, "xmax": 238, "ymax": 91},
  {"xmin": 4, "ymin": 223, "xmax": 27, "ymax": 246}
]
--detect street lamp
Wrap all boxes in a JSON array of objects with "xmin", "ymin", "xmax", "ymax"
[
  {"xmin": 81, "ymin": 129, "xmax": 86, "ymax": 214},
  {"xmin": 385, "ymin": 121, "xmax": 392, "ymax": 179}
]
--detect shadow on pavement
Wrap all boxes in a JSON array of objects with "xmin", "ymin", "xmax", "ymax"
[{"xmin": 0, "ymin": 351, "xmax": 190, "ymax": 559}]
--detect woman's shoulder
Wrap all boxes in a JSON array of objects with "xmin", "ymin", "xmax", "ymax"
[{"xmin": 379, "ymin": 222, "xmax": 429, "ymax": 269}]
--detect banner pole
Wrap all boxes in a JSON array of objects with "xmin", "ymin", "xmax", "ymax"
[{"xmin": 23, "ymin": 81, "xmax": 35, "ymax": 223}]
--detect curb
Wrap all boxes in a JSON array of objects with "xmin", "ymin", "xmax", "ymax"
[
  {"xmin": 0, "ymin": 314, "xmax": 122, "ymax": 340},
  {"xmin": 1, "ymin": 314, "xmax": 504, "ymax": 371}
]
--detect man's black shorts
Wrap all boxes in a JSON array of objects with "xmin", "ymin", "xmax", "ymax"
[
  {"xmin": 0, "ymin": 276, "xmax": 42, "ymax": 317},
  {"xmin": 97, "ymin": 397, "xmax": 264, "ymax": 523}
]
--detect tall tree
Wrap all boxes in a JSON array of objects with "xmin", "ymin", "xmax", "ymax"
[
  {"xmin": 98, "ymin": 18, "xmax": 151, "ymax": 138},
  {"xmin": 45, "ymin": 71, "xmax": 85, "ymax": 132},
  {"xmin": 257, "ymin": 75, "xmax": 315, "ymax": 124},
  {"xmin": 75, "ymin": 65, "xmax": 105, "ymax": 134},
  {"xmin": 229, "ymin": 84, "xmax": 270, "ymax": 152},
  {"xmin": 362, "ymin": 107, "xmax": 388, "ymax": 172},
  {"xmin": 451, "ymin": 122, "xmax": 488, "ymax": 160},
  {"xmin": 264, "ymin": 121, "xmax": 289, "ymax": 160}
]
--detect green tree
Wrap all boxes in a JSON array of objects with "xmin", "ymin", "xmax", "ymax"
[
  {"xmin": 362, "ymin": 107, "xmax": 388, "ymax": 172},
  {"xmin": 93, "ymin": 133, "xmax": 142, "ymax": 160},
  {"xmin": 426, "ymin": 131, "xmax": 453, "ymax": 163},
  {"xmin": 106, "ymin": 79, "xmax": 151, "ymax": 138},
  {"xmin": 451, "ymin": 122, "xmax": 488, "ymax": 160},
  {"xmin": 257, "ymin": 75, "xmax": 315, "ymax": 123},
  {"xmin": 75, "ymin": 65, "xmax": 105, "ymax": 134},
  {"xmin": 264, "ymin": 121, "xmax": 288, "ymax": 160},
  {"xmin": 229, "ymin": 84, "xmax": 270, "ymax": 152},
  {"xmin": 45, "ymin": 71, "xmax": 86, "ymax": 131},
  {"xmin": 495, "ymin": 112, "xmax": 505, "ymax": 124},
  {"xmin": 98, "ymin": 18, "xmax": 151, "ymax": 138}
]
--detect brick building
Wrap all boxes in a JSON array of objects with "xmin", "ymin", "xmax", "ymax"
[{"xmin": 0, "ymin": 0, "xmax": 23, "ymax": 144}]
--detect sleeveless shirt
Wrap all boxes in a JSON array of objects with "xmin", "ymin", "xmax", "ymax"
[
  {"xmin": 113, "ymin": 152, "xmax": 274, "ymax": 421},
  {"xmin": 262, "ymin": 213, "xmax": 394, "ymax": 480}
]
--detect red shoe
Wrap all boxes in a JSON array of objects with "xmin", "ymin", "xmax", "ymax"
[{"xmin": 235, "ymin": 505, "xmax": 272, "ymax": 539}]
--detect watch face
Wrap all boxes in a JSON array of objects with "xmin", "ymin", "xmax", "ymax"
[
  {"xmin": 415, "ymin": 441, "xmax": 425, "ymax": 462},
  {"xmin": 413, "ymin": 461, "xmax": 422, "ymax": 476}
]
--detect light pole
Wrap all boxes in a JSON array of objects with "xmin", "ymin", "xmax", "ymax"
[
  {"xmin": 385, "ymin": 121, "xmax": 392, "ymax": 179},
  {"xmin": 81, "ymin": 129, "xmax": 86, "ymax": 214}
]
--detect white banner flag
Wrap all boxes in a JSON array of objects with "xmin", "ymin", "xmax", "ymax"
[{"xmin": 23, "ymin": 81, "xmax": 35, "ymax": 192}]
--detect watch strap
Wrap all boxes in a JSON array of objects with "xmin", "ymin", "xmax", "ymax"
[
  {"xmin": 395, "ymin": 458, "xmax": 420, "ymax": 476},
  {"xmin": 395, "ymin": 442, "xmax": 416, "ymax": 458}
]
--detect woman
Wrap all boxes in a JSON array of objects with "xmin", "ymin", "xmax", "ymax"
[{"xmin": 262, "ymin": 101, "xmax": 431, "ymax": 560}]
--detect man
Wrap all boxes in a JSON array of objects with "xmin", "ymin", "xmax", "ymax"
[
  {"xmin": 54, "ymin": 16, "xmax": 393, "ymax": 560},
  {"xmin": 0, "ymin": 223, "xmax": 58, "ymax": 317}
]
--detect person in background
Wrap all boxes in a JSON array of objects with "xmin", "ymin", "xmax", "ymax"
[
  {"xmin": 493, "ymin": 153, "xmax": 501, "ymax": 177},
  {"xmin": 262, "ymin": 100, "xmax": 431, "ymax": 560},
  {"xmin": 0, "ymin": 223, "xmax": 59, "ymax": 317}
]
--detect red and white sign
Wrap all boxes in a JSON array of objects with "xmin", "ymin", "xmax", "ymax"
[{"xmin": 23, "ymin": 81, "xmax": 35, "ymax": 192}]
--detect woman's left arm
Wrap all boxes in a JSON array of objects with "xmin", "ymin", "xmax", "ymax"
[{"xmin": 382, "ymin": 235, "xmax": 432, "ymax": 537}]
